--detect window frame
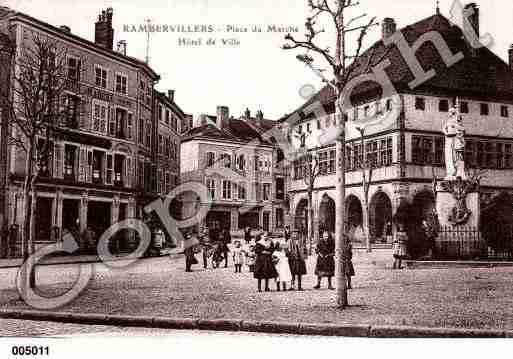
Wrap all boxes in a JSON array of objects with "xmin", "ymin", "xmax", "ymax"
[{"xmin": 94, "ymin": 65, "xmax": 108, "ymax": 89}]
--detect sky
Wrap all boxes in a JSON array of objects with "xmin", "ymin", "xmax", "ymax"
[{"xmin": 3, "ymin": 0, "xmax": 513, "ymax": 120}]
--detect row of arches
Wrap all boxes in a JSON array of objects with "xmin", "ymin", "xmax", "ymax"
[{"xmin": 294, "ymin": 190, "xmax": 436, "ymax": 243}]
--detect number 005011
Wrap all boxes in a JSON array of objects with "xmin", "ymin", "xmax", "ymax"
[{"xmin": 11, "ymin": 346, "xmax": 49, "ymax": 356}]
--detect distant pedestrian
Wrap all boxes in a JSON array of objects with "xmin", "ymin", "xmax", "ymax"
[
  {"xmin": 273, "ymin": 243, "xmax": 292, "ymax": 291},
  {"xmin": 286, "ymin": 230, "xmax": 307, "ymax": 291},
  {"xmin": 393, "ymin": 225, "xmax": 408, "ymax": 269},
  {"xmin": 284, "ymin": 225, "xmax": 291, "ymax": 242},
  {"xmin": 244, "ymin": 227, "xmax": 251, "ymax": 244},
  {"xmin": 184, "ymin": 233, "xmax": 199, "ymax": 272},
  {"xmin": 314, "ymin": 231, "xmax": 335, "ymax": 290},
  {"xmin": 254, "ymin": 234, "xmax": 277, "ymax": 292},
  {"xmin": 221, "ymin": 228, "xmax": 231, "ymax": 268},
  {"xmin": 385, "ymin": 221, "xmax": 393, "ymax": 243},
  {"xmin": 199, "ymin": 226, "xmax": 211, "ymax": 269},
  {"xmin": 232, "ymin": 240, "xmax": 244, "ymax": 273},
  {"xmin": 342, "ymin": 233, "xmax": 355, "ymax": 289}
]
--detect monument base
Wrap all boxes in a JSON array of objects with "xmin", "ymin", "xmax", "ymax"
[{"xmin": 435, "ymin": 180, "xmax": 481, "ymax": 259}]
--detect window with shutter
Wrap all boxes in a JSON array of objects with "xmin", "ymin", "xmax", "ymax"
[
  {"xmin": 125, "ymin": 157, "xmax": 131, "ymax": 188},
  {"xmin": 86, "ymin": 151, "xmax": 93, "ymax": 182},
  {"xmin": 109, "ymin": 108, "xmax": 116, "ymax": 136},
  {"xmin": 127, "ymin": 113, "xmax": 133, "ymax": 140},
  {"xmin": 78, "ymin": 148, "xmax": 87, "ymax": 182},
  {"xmin": 54, "ymin": 144, "xmax": 64, "ymax": 179},
  {"xmin": 106, "ymin": 154, "xmax": 113, "ymax": 185}
]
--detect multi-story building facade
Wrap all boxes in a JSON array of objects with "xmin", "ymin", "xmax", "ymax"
[
  {"xmin": 180, "ymin": 107, "xmax": 287, "ymax": 234},
  {"xmin": 153, "ymin": 89, "xmax": 185, "ymax": 198},
  {"xmin": 281, "ymin": 6, "xmax": 513, "ymax": 247},
  {"xmin": 0, "ymin": 6, "xmax": 172, "ymax": 252}
]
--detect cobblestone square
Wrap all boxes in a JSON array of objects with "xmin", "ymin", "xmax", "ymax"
[{"xmin": 1, "ymin": 249, "xmax": 513, "ymax": 334}]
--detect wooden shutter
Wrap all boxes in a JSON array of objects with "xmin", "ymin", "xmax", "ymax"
[
  {"xmin": 109, "ymin": 107, "xmax": 115, "ymax": 136},
  {"xmin": 124, "ymin": 157, "xmax": 132, "ymax": 188},
  {"xmin": 79, "ymin": 97, "xmax": 88, "ymax": 129},
  {"xmin": 106, "ymin": 153, "xmax": 113, "ymax": 185},
  {"xmin": 103, "ymin": 153, "xmax": 108, "ymax": 185},
  {"xmin": 86, "ymin": 150, "xmax": 92, "ymax": 183},
  {"xmin": 78, "ymin": 147, "xmax": 87, "ymax": 182},
  {"xmin": 53, "ymin": 143, "xmax": 64, "ymax": 179}
]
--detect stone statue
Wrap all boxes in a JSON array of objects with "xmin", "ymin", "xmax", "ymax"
[{"xmin": 442, "ymin": 106, "xmax": 466, "ymax": 180}]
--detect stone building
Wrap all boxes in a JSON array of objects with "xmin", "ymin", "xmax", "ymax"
[
  {"xmin": 153, "ymin": 89, "xmax": 185, "ymax": 198},
  {"xmin": 180, "ymin": 107, "xmax": 287, "ymax": 234},
  {"xmin": 0, "ymin": 6, "xmax": 168, "ymax": 252},
  {"xmin": 281, "ymin": 6, "xmax": 513, "ymax": 247}
]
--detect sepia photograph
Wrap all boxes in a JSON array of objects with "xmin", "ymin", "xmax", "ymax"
[{"xmin": 0, "ymin": 0, "xmax": 513, "ymax": 356}]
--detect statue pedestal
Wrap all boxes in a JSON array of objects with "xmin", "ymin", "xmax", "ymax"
[{"xmin": 435, "ymin": 180, "xmax": 481, "ymax": 259}]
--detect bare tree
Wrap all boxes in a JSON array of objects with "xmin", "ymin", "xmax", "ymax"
[
  {"xmin": 355, "ymin": 126, "xmax": 374, "ymax": 253},
  {"xmin": 293, "ymin": 132, "xmax": 322, "ymax": 254},
  {"xmin": 283, "ymin": 0, "xmax": 382, "ymax": 308},
  {"xmin": 0, "ymin": 33, "xmax": 73, "ymax": 288}
]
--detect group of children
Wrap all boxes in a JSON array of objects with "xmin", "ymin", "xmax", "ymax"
[
  {"xmin": 231, "ymin": 240, "xmax": 255, "ymax": 273},
  {"xmin": 229, "ymin": 230, "xmax": 308, "ymax": 292}
]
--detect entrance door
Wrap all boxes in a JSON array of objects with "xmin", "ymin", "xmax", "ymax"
[
  {"xmin": 263, "ymin": 212, "xmax": 270, "ymax": 232},
  {"xmin": 36, "ymin": 197, "xmax": 52, "ymax": 242}
]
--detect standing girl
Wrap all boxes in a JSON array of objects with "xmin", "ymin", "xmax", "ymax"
[
  {"xmin": 273, "ymin": 243, "xmax": 292, "ymax": 291},
  {"xmin": 232, "ymin": 240, "xmax": 245, "ymax": 273},
  {"xmin": 314, "ymin": 231, "xmax": 335, "ymax": 290},
  {"xmin": 254, "ymin": 234, "xmax": 277, "ymax": 292}
]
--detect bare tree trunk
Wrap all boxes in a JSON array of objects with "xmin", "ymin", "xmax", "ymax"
[
  {"xmin": 21, "ymin": 142, "xmax": 36, "ymax": 289},
  {"xmin": 308, "ymin": 189, "xmax": 314, "ymax": 255},
  {"xmin": 364, "ymin": 197, "xmax": 371, "ymax": 253},
  {"xmin": 28, "ymin": 174, "xmax": 37, "ymax": 288},
  {"xmin": 21, "ymin": 144, "xmax": 33, "ymax": 260},
  {"xmin": 335, "ymin": 104, "xmax": 347, "ymax": 309}
]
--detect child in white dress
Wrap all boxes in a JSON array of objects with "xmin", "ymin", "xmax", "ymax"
[
  {"xmin": 273, "ymin": 243, "xmax": 292, "ymax": 291},
  {"xmin": 232, "ymin": 241, "xmax": 245, "ymax": 273}
]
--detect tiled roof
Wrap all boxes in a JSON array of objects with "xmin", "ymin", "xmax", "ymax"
[
  {"xmin": 243, "ymin": 116, "xmax": 276, "ymax": 134},
  {"xmin": 281, "ymin": 13, "xmax": 513, "ymax": 123},
  {"xmin": 182, "ymin": 119, "xmax": 272, "ymax": 146}
]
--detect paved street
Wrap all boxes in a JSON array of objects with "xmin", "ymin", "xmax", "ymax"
[{"xmin": 2, "ymin": 248, "xmax": 513, "ymax": 334}]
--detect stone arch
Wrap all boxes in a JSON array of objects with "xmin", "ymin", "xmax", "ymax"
[
  {"xmin": 294, "ymin": 198, "xmax": 309, "ymax": 234},
  {"xmin": 318, "ymin": 194, "xmax": 335, "ymax": 234},
  {"xmin": 369, "ymin": 191, "xmax": 393, "ymax": 243},
  {"xmin": 345, "ymin": 194, "xmax": 363, "ymax": 229}
]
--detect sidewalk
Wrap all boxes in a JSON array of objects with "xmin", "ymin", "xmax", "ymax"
[{"xmin": 0, "ymin": 249, "xmax": 180, "ymax": 269}]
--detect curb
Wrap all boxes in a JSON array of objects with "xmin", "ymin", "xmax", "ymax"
[
  {"xmin": 405, "ymin": 260, "xmax": 513, "ymax": 269},
  {"xmin": 0, "ymin": 309, "xmax": 508, "ymax": 338}
]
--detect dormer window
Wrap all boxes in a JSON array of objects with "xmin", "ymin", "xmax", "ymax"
[
  {"xmin": 439, "ymin": 99, "xmax": 449, "ymax": 112},
  {"xmin": 501, "ymin": 105, "xmax": 509, "ymax": 118},
  {"xmin": 415, "ymin": 97, "xmax": 425, "ymax": 111},
  {"xmin": 480, "ymin": 103, "xmax": 489, "ymax": 116}
]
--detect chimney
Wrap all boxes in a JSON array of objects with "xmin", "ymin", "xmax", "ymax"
[
  {"xmin": 116, "ymin": 40, "xmax": 127, "ymax": 55},
  {"xmin": 95, "ymin": 7, "xmax": 114, "ymax": 50},
  {"xmin": 197, "ymin": 114, "xmax": 208, "ymax": 127},
  {"xmin": 382, "ymin": 18, "xmax": 396, "ymax": 40},
  {"xmin": 464, "ymin": 3, "xmax": 479, "ymax": 39},
  {"xmin": 216, "ymin": 106, "xmax": 229, "ymax": 130},
  {"xmin": 256, "ymin": 110, "xmax": 264, "ymax": 124},
  {"xmin": 509, "ymin": 44, "xmax": 513, "ymax": 71},
  {"xmin": 60, "ymin": 25, "xmax": 71, "ymax": 33},
  {"xmin": 167, "ymin": 90, "xmax": 175, "ymax": 102}
]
